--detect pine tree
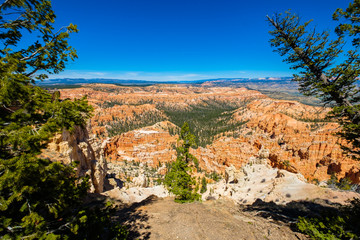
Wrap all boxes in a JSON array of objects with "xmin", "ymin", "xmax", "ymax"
[
  {"xmin": 0, "ymin": 1, "xmax": 127, "ymax": 238},
  {"xmin": 334, "ymin": 0, "xmax": 360, "ymax": 47},
  {"xmin": 267, "ymin": 2, "xmax": 360, "ymax": 158},
  {"xmin": 164, "ymin": 122, "xmax": 201, "ymax": 203},
  {"xmin": 267, "ymin": 2, "xmax": 360, "ymax": 239},
  {"xmin": 200, "ymin": 177, "xmax": 207, "ymax": 194}
]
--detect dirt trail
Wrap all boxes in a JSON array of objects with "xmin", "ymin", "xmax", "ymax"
[{"xmin": 118, "ymin": 196, "xmax": 307, "ymax": 240}]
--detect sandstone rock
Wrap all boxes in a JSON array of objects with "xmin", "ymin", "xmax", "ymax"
[
  {"xmin": 225, "ymin": 165, "xmax": 242, "ymax": 184},
  {"xmin": 103, "ymin": 185, "xmax": 170, "ymax": 204},
  {"xmin": 232, "ymin": 99, "xmax": 360, "ymax": 182},
  {"xmin": 133, "ymin": 174, "xmax": 148, "ymax": 188},
  {"xmin": 59, "ymin": 85, "xmax": 360, "ymax": 184},
  {"xmin": 258, "ymin": 148, "xmax": 270, "ymax": 159},
  {"xmin": 345, "ymin": 166, "xmax": 360, "ymax": 184},
  {"xmin": 41, "ymin": 126, "xmax": 107, "ymax": 193},
  {"xmin": 104, "ymin": 121, "xmax": 178, "ymax": 168},
  {"xmin": 202, "ymin": 159, "xmax": 360, "ymax": 205},
  {"xmin": 276, "ymin": 170, "xmax": 285, "ymax": 178}
]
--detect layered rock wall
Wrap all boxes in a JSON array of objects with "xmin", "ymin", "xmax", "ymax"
[
  {"xmin": 104, "ymin": 121, "xmax": 178, "ymax": 166},
  {"xmin": 43, "ymin": 126, "xmax": 107, "ymax": 193},
  {"xmin": 59, "ymin": 85, "xmax": 360, "ymax": 184}
]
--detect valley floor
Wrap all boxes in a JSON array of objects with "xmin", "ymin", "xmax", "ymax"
[{"xmin": 117, "ymin": 196, "xmax": 308, "ymax": 240}]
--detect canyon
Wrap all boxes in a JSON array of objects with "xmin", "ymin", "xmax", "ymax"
[
  {"xmin": 40, "ymin": 82, "xmax": 360, "ymax": 239},
  {"xmin": 57, "ymin": 83, "xmax": 360, "ymax": 186}
]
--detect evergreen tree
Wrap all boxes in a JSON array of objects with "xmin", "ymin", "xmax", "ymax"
[
  {"xmin": 164, "ymin": 122, "xmax": 200, "ymax": 203},
  {"xmin": 200, "ymin": 177, "xmax": 207, "ymax": 194},
  {"xmin": 267, "ymin": 4, "xmax": 360, "ymax": 158},
  {"xmin": 267, "ymin": 2, "xmax": 360, "ymax": 239},
  {"xmin": 334, "ymin": 0, "xmax": 360, "ymax": 47},
  {"xmin": 0, "ymin": 0, "xmax": 127, "ymax": 238}
]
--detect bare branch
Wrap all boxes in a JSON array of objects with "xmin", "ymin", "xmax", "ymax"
[
  {"xmin": 25, "ymin": 66, "xmax": 41, "ymax": 77},
  {"xmin": 0, "ymin": 0, "xmax": 11, "ymax": 10},
  {"xmin": 2, "ymin": 104, "xmax": 15, "ymax": 113},
  {"xmin": 20, "ymin": 26, "xmax": 67, "ymax": 62}
]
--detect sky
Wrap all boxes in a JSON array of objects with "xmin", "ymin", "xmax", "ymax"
[{"xmin": 48, "ymin": 0, "xmax": 353, "ymax": 81}]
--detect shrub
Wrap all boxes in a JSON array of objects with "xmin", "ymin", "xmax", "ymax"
[
  {"xmin": 296, "ymin": 198, "xmax": 360, "ymax": 239},
  {"xmin": 200, "ymin": 177, "xmax": 207, "ymax": 193}
]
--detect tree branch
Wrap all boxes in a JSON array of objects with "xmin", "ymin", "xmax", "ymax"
[
  {"xmin": 25, "ymin": 66, "xmax": 41, "ymax": 77},
  {"xmin": 20, "ymin": 26, "xmax": 67, "ymax": 62},
  {"xmin": 0, "ymin": 0, "xmax": 10, "ymax": 9},
  {"xmin": 267, "ymin": 14, "xmax": 354, "ymax": 108}
]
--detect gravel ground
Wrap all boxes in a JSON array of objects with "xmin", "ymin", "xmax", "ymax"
[{"xmin": 117, "ymin": 196, "xmax": 308, "ymax": 240}]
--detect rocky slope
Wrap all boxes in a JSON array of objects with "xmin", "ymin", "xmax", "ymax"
[
  {"xmin": 102, "ymin": 101, "xmax": 360, "ymax": 184},
  {"xmin": 202, "ymin": 149, "xmax": 359, "ymax": 205},
  {"xmin": 57, "ymin": 84, "xmax": 360, "ymax": 185},
  {"xmin": 103, "ymin": 149, "xmax": 358, "ymax": 240},
  {"xmin": 118, "ymin": 196, "xmax": 308, "ymax": 240},
  {"xmin": 103, "ymin": 147, "xmax": 359, "ymax": 206},
  {"xmin": 59, "ymin": 84, "xmax": 266, "ymax": 137},
  {"xmin": 232, "ymin": 99, "xmax": 359, "ymax": 183},
  {"xmin": 104, "ymin": 121, "xmax": 178, "ymax": 166},
  {"xmin": 40, "ymin": 126, "xmax": 107, "ymax": 193}
]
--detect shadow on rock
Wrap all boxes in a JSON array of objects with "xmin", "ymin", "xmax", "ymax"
[
  {"xmin": 116, "ymin": 195, "xmax": 159, "ymax": 240},
  {"xmin": 240, "ymin": 198, "xmax": 342, "ymax": 230},
  {"xmin": 104, "ymin": 174, "xmax": 124, "ymax": 191}
]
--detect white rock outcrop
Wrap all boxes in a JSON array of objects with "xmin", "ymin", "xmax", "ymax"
[
  {"xmin": 47, "ymin": 126, "xmax": 108, "ymax": 193},
  {"xmin": 203, "ymin": 149, "xmax": 360, "ymax": 205},
  {"xmin": 133, "ymin": 174, "xmax": 148, "ymax": 188},
  {"xmin": 104, "ymin": 186, "xmax": 170, "ymax": 204}
]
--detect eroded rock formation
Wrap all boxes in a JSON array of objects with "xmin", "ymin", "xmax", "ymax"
[
  {"xmin": 58, "ymin": 84, "xmax": 360, "ymax": 184},
  {"xmin": 233, "ymin": 99, "xmax": 360, "ymax": 182},
  {"xmin": 42, "ymin": 126, "xmax": 107, "ymax": 193},
  {"xmin": 202, "ymin": 149, "xmax": 360, "ymax": 205},
  {"xmin": 104, "ymin": 121, "xmax": 178, "ymax": 166}
]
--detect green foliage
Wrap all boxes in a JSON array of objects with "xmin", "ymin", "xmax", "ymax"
[
  {"xmin": 267, "ymin": 5, "xmax": 360, "ymax": 158},
  {"xmin": 327, "ymin": 174, "xmax": 353, "ymax": 191},
  {"xmin": 164, "ymin": 122, "xmax": 201, "ymax": 203},
  {"xmin": 158, "ymin": 99, "xmax": 248, "ymax": 147},
  {"xmin": 99, "ymin": 99, "xmax": 154, "ymax": 108},
  {"xmin": 268, "ymin": 8, "xmax": 360, "ymax": 238},
  {"xmin": 282, "ymin": 160, "xmax": 291, "ymax": 168},
  {"xmin": 200, "ymin": 177, "xmax": 207, "ymax": 194},
  {"xmin": 296, "ymin": 199, "xmax": 360, "ymax": 239},
  {"xmin": 164, "ymin": 157, "xmax": 200, "ymax": 203},
  {"xmin": 297, "ymin": 216, "xmax": 356, "ymax": 240},
  {"xmin": 312, "ymin": 178, "xmax": 320, "ymax": 185},
  {"xmin": 333, "ymin": 0, "xmax": 360, "ymax": 46},
  {"xmin": 70, "ymin": 203, "xmax": 129, "ymax": 240},
  {"xmin": 205, "ymin": 171, "xmax": 221, "ymax": 182},
  {"xmin": 95, "ymin": 95, "xmax": 247, "ymax": 144},
  {"xmin": 105, "ymin": 111, "xmax": 166, "ymax": 137},
  {"xmin": 0, "ymin": 157, "xmax": 128, "ymax": 239},
  {"xmin": 0, "ymin": 0, "xmax": 79, "ymax": 81},
  {"xmin": 178, "ymin": 122, "xmax": 197, "ymax": 162},
  {"xmin": 0, "ymin": 1, "xmax": 126, "ymax": 238}
]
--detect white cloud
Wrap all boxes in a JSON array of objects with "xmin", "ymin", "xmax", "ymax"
[{"xmin": 49, "ymin": 70, "xmax": 291, "ymax": 81}]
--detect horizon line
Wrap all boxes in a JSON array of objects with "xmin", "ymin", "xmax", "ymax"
[{"xmin": 44, "ymin": 76, "xmax": 294, "ymax": 82}]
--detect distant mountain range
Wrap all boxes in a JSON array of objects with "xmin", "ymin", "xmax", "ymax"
[{"xmin": 37, "ymin": 77, "xmax": 294, "ymax": 86}]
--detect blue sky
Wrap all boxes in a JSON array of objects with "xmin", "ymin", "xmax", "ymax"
[{"xmin": 50, "ymin": 0, "xmax": 352, "ymax": 81}]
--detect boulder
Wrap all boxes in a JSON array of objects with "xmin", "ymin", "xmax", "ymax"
[
  {"xmin": 133, "ymin": 174, "xmax": 148, "ymax": 188},
  {"xmin": 225, "ymin": 165, "xmax": 242, "ymax": 184}
]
